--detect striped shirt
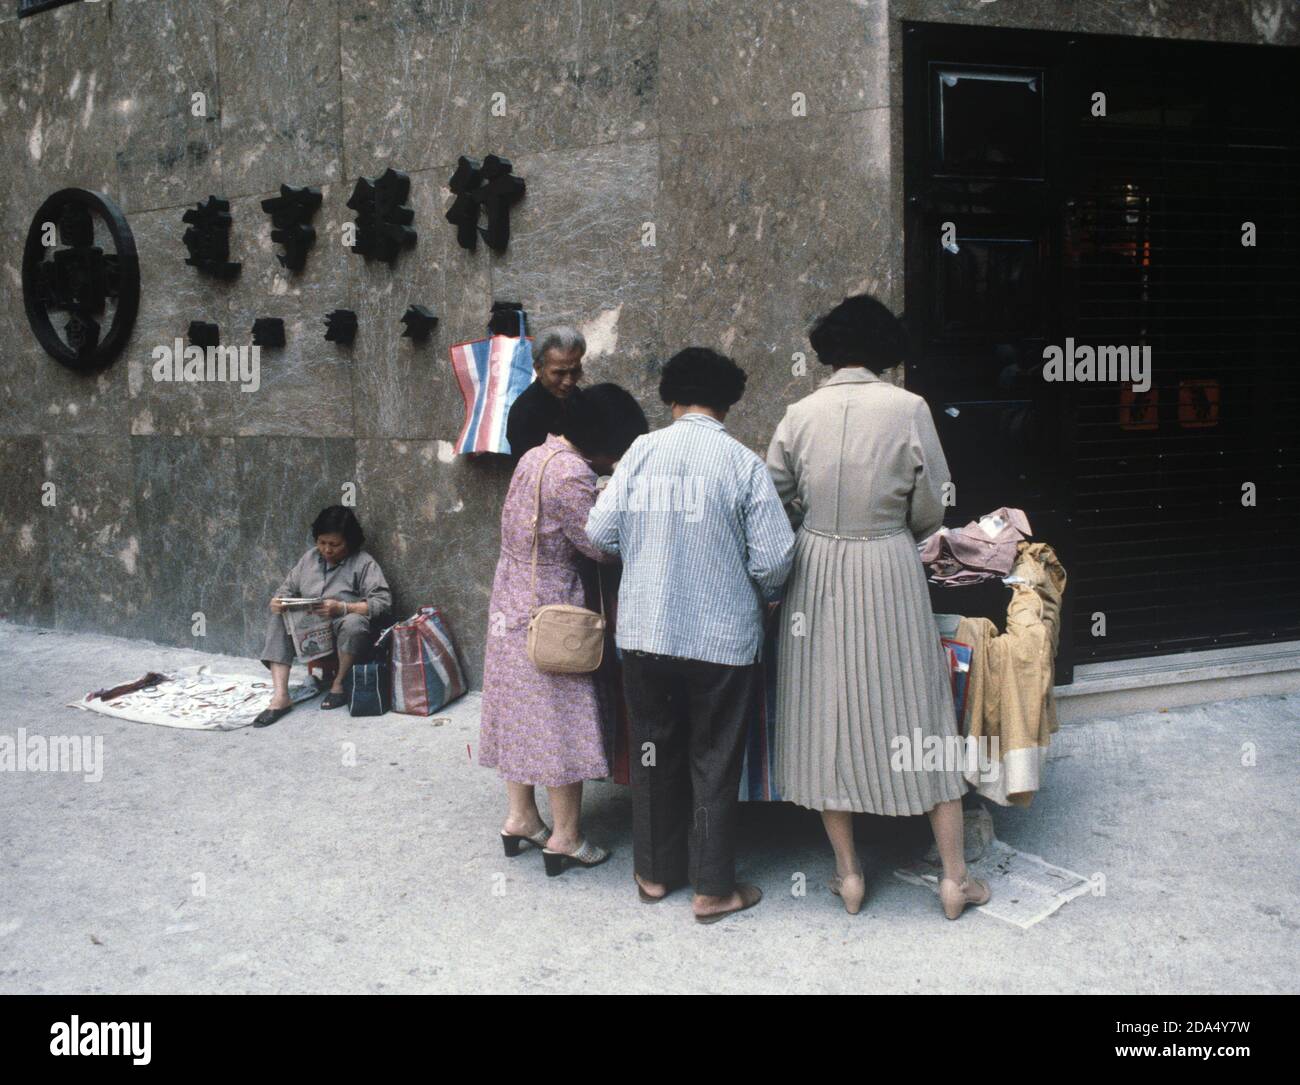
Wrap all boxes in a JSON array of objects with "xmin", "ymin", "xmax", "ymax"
[{"xmin": 585, "ymin": 413, "xmax": 795, "ymax": 665}]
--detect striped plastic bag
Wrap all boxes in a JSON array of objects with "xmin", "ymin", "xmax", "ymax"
[
  {"xmin": 448, "ymin": 311, "xmax": 534, "ymax": 455},
  {"xmin": 384, "ymin": 607, "xmax": 467, "ymax": 716}
]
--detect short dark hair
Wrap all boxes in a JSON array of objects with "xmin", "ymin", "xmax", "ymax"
[
  {"xmin": 559, "ymin": 383, "xmax": 649, "ymax": 461},
  {"xmin": 658, "ymin": 347, "xmax": 747, "ymax": 412},
  {"xmin": 311, "ymin": 505, "xmax": 365, "ymax": 552},
  {"xmin": 808, "ymin": 294, "xmax": 910, "ymax": 371}
]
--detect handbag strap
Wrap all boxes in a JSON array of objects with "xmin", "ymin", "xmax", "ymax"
[{"xmin": 529, "ymin": 446, "xmax": 605, "ymax": 618}]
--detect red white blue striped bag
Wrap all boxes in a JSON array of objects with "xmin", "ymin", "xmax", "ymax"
[
  {"xmin": 448, "ymin": 312, "xmax": 534, "ymax": 455},
  {"xmin": 384, "ymin": 607, "xmax": 467, "ymax": 716}
]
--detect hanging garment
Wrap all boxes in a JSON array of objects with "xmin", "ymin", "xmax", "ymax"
[
  {"xmin": 448, "ymin": 312, "xmax": 535, "ymax": 455},
  {"xmin": 957, "ymin": 541, "xmax": 1067, "ymax": 807},
  {"xmin": 919, "ymin": 506, "xmax": 1033, "ymax": 586}
]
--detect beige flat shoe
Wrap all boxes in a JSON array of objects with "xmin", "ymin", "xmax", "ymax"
[
  {"xmin": 828, "ymin": 872, "xmax": 867, "ymax": 915},
  {"xmin": 939, "ymin": 874, "xmax": 991, "ymax": 920},
  {"xmin": 694, "ymin": 884, "xmax": 763, "ymax": 925}
]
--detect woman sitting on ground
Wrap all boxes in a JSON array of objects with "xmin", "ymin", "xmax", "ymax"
[{"xmin": 255, "ymin": 506, "xmax": 392, "ymax": 726}]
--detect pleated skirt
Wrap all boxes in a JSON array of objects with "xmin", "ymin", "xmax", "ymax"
[{"xmin": 775, "ymin": 527, "xmax": 967, "ymax": 816}]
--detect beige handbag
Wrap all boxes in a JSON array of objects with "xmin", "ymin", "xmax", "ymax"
[{"xmin": 525, "ymin": 448, "xmax": 606, "ymax": 674}]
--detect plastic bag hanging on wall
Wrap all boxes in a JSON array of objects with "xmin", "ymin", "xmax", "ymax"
[{"xmin": 447, "ymin": 305, "xmax": 533, "ymax": 455}]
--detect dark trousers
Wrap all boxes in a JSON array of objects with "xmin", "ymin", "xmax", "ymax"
[{"xmin": 621, "ymin": 652, "xmax": 758, "ymax": 897}]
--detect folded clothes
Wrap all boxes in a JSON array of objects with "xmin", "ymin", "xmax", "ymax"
[{"xmin": 919, "ymin": 506, "xmax": 1032, "ymax": 586}]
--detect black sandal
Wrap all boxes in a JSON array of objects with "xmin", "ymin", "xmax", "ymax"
[
  {"xmin": 319, "ymin": 691, "xmax": 348, "ymax": 710},
  {"xmin": 253, "ymin": 705, "xmax": 293, "ymax": 728}
]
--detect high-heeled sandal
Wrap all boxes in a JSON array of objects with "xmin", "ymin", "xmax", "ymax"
[
  {"xmin": 828, "ymin": 872, "xmax": 867, "ymax": 915},
  {"xmin": 542, "ymin": 839, "xmax": 610, "ymax": 877},
  {"xmin": 939, "ymin": 873, "xmax": 991, "ymax": 920},
  {"xmin": 500, "ymin": 825, "xmax": 551, "ymax": 857}
]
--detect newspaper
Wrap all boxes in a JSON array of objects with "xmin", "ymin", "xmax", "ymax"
[
  {"xmin": 279, "ymin": 597, "xmax": 335, "ymax": 662},
  {"xmin": 895, "ymin": 835, "xmax": 1092, "ymax": 930}
]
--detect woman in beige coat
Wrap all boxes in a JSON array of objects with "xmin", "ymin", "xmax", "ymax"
[{"xmin": 766, "ymin": 294, "xmax": 990, "ymax": 920}]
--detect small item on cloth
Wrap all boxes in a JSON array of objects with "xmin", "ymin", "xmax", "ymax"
[
  {"xmin": 387, "ymin": 606, "xmax": 467, "ymax": 715},
  {"xmin": 348, "ymin": 661, "xmax": 390, "ymax": 717},
  {"xmin": 918, "ymin": 506, "xmax": 1033, "ymax": 587},
  {"xmin": 525, "ymin": 449, "xmax": 606, "ymax": 674},
  {"xmin": 88, "ymin": 672, "xmax": 168, "ymax": 702},
  {"xmin": 448, "ymin": 307, "xmax": 535, "ymax": 455}
]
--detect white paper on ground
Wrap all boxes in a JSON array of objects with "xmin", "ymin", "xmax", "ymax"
[
  {"xmin": 895, "ymin": 835, "xmax": 1092, "ymax": 929},
  {"xmin": 70, "ymin": 665, "xmax": 318, "ymax": 731}
]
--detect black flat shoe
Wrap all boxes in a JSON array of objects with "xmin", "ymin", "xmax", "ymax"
[
  {"xmin": 319, "ymin": 691, "xmax": 348, "ymax": 710},
  {"xmin": 253, "ymin": 705, "xmax": 292, "ymax": 728}
]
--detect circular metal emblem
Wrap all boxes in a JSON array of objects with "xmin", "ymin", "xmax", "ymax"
[{"xmin": 22, "ymin": 188, "xmax": 141, "ymax": 372}]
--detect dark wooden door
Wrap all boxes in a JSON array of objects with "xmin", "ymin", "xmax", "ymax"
[{"xmin": 904, "ymin": 22, "xmax": 1300, "ymax": 679}]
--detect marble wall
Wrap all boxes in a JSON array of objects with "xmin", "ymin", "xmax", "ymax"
[{"xmin": 2, "ymin": 0, "xmax": 1295, "ymax": 683}]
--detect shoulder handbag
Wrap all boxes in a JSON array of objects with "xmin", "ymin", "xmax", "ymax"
[{"xmin": 525, "ymin": 447, "xmax": 606, "ymax": 674}]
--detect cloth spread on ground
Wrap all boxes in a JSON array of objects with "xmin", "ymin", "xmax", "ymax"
[
  {"xmin": 957, "ymin": 541, "xmax": 1068, "ymax": 807},
  {"xmin": 71, "ymin": 666, "xmax": 318, "ymax": 730},
  {"xmin": 919, "ymin": 506, "xmax": 1033, "ymax": 586},
  {"xmin": 894, "ymin": 833, "xmax": 1092, "ymax": 930}
]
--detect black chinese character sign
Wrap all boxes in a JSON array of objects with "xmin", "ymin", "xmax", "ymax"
[
  {"xmin": 347, "ymin": 167, "xmax": 417, "ymax": 264},
  {"xmin": 324, "ymin": 309, "xmax": 358, "ymax": 345},
  {"xmin": 182, "ymin": 196, "xmax": 242, "ymax": 281},
  {"xmin": 400, "ymin": 305, "xmax": 438, "ymax": 342},
  {"xmin": 21, "ymin": 188, "xmax": 141, "ymax": 372},
  {"xmin": 445, "ymin": 154, "xmax": 526, "ymax": 253},
  {"xmin": 262, "ymin": 184, "xmax": 322, "ymax": 272}
]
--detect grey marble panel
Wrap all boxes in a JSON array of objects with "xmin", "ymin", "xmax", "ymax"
[
  {"xmin": 124, "ymin": 203, "xmax": 242, "ymax": 437},
  {"xmin": 489, "ymin": 138, "xmax": 662, "ymax": 407},
  {"xmin": 0, "ymin": 212, "xmax": 132, "ymax": 438},
  {"xmin": 341, "ymin": 0, "xmax": 658, "ymax": 180},
  {"xmin": 1075, "ymin": 0, "xmax": 1257, "ymax": 42},
  {"xmin": 222, "ymin": 186, "xmax": 354, "ymax": 436},
  {"xmin": 658, "ymin": 109, "xmax": 898, "ymax": 453},
  {"xmin": 340, "ymin": 0, "xmax": 491, "ymax": 181},
  {"xmin": 0, "ymin": 437, "xmax": 54, "ymax": 627},
  {"xmin": 131, "ymin": 436, "xmax": 245, "ymax": 654},
  {"xmin": 888, "ymin": 0, "xmax": 1078, "ymax": 32},
  {"xmin": 472, "ymin": 1, "xmax": 659, "ymax": 157},
  {"xmin": 0, "ymin": 4, "xmax": 120, "ymax": 236},
  {"xmin": 44, "ymin": 435, "xmax": 149, "ymax": 638},
  {"xmin": 108, "ymin": 0, "xmax": 222, "ymax": 214},
  {"xmin": 0, "ymin": 5, "xmax": 179, "ymax": 436},
  {"xmin": 234, "ymin": 436, "xmax": 357, "ymax": 655},
  {"xmin": 215, "ymin": 0, "xmax": 343, "ymax": 199},
  {"xmin": 355, "ymin": 438, "xmax": 513, "ymax": 688},
  {"xmin": 660, "ymin": 0, "xmax": 888, "ymax": 135},
  {"xmin": 348, "ymin": 166, "xmax": 493, "ymax": 440}
]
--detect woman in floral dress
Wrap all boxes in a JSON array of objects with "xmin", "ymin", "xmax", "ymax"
[{"xmin": 479, "ymin": 384, "xmax": 647, "ymax": 874}]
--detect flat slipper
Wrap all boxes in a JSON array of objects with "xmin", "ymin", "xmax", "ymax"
[
  {"xmin": 828, "ymin": 872, "xmax": 867, "ymax": 915},
  {"xmin": 694, "ymin": 884, "xmax": 763, "ymax": 925},
  {"xmin": 319, "ymin": 691, "xmax": 348, "ymax": 710},
  {"xmin": 635, "ymin": 875, "xmax": 678, "ymax": 904},
  {"xmin": 253, "ymin": 705, "xmax": 292, "ymax": 728}
]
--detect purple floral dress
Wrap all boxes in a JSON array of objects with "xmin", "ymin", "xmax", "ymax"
[{"xmin": 479, "ymin": 435, "xmax": 615, "ymax": 786}]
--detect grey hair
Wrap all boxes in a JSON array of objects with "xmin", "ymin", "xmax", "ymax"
[{"xmin": 532, "ymin": 326, "xmax": 586, "ymax": 366}]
